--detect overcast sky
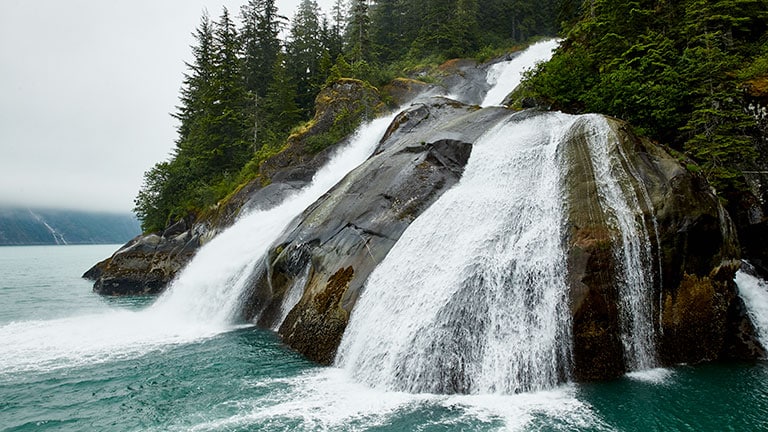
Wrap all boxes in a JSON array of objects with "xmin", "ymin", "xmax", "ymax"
[{"xmin": 0, "ymin": 0, "xmax": 334, "ymax": 213}]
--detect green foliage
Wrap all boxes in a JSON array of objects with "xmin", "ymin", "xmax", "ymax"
[
  {"xmin": 134, "ymin": 0, "xmax": 566, "ymax": 232},
  {"xmin": 305, "ymin": 107, "xmax": 364, "ymax": 153},
  {"xmin": 524, "ymin": 0, "xmax": 767, "ymax": 194}
]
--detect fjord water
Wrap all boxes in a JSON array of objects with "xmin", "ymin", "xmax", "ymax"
[{"xmin": 2, "ymin": 223, "xmax": 768, "ymax": 430}]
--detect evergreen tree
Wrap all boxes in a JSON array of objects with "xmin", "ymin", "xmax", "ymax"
[
  {"xmin": 409, "ymin": 0, "xmax": 456, "ymax": 57},
  {"xmin": 524, "ymin": 0, "xmax": 766, "ymax": 193},
  {"xmin": 326, "ymin": 0, "xmax": 347, "ymax": 58},
  {"xmin": 262, "ymin": 51, "xmax": 302, "ymax": 141},
  {"xmin": 186, "ymin": 7, "xmax": 251, "ymax": 178},
  {"xmin": 449, "ymin": 0, "xmax": 479, "ymax": 56},
  {"xmin": 173, "ymin": 11, "xmax": 216, "ymax": 146},
  {"xmin": 286, "ymin": 0, "xmax": 326, "ymax": 116},
  {"xmin": 240, "ymin": 0, "xmax": 285, "ymax": 98},
  {"xmin": 134, "ymin": 8, "xmax": 253, "ymax": 232},
  {"xmin": 346, "ymin": 0, "xmax": 371, "ymax": 62},
  {"xmin": 369, "ymin": 0, "xmax": 402, "ymax": 62}
]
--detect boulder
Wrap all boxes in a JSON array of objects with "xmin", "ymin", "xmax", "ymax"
[
  {"xmin": 563, "ymin": 116, "xmax": 751, "ymax": 379},
  {"xmin": 244, "ymin": 98, "xmax": 508, "ymax": 363},
  {"xmin": 84, "ymin": 224, "xmax": 200, "ymax": 296}
]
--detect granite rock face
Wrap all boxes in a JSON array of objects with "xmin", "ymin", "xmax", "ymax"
[
  {"xmin": 85, "ymin": 79, "xmax": 384, "ymax": 295},
  {"xmin": 246, "ymin": 108, "xmax": 761, "ymax": 377},
  {"xmin": 84, "ymin": 219, "xmax": 200, "ymax": 295},
  {"xmin": 562, "ymin": 116, "xmax": 756, "ymax": 380},
  {"xmin": 244, "ymin": 99, "xmax": 509, "ymax": 363}
]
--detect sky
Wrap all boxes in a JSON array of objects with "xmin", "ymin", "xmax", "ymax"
[{"xmin": 0, "ymin": 0, "xmax": 334, "ymax": 213}]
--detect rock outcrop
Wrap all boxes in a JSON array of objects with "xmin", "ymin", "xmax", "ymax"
[
  {"xmin": 84, "ymin": 219, "xmax": 200, "ymax": 295},
  {"xmin": 85, "ymin": 51, "xmax": 765, "ymax": 382},
  {"xmin": 85, "ymin": 79, "xmax": 384, "ymax": 295},
  {"xmin": 561, "ymin": 116, "xmax": 751, "ymax": 379},
  {"xmin": 244, "ymin": 98, "xmax": 508, "ymax": 363},
  {"xmin": 243, "ymin": 107, "xmax": 760, "ymax": 378}
]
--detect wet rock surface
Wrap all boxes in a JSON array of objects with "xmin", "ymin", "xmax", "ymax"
[{"xmin": 245, "ymin": 99, "xmax": 507, "ymax": 363}]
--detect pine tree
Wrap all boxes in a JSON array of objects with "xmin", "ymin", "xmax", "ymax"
[
  {"xmin": 262, "ymin": 51, "xmax": 301, "ymax": 141},
  {"xmin": 326, "ymin": 0, "xmax": 347, "ymax": 58},
  {"xmin": 345, "ymin": 0, "xmax": 371, "ymax": 63},
  {"xmin": 240, "ymin": 0, "xmax": 285, "ymax": 98},
  {"xmin": 449, "ymin": 0, "xmax": 479, "ymax": 56},
  {"xmin": 370, "ymin": 0, "xmax": 403, "ymax": 62},
  {"xmin": 173, "ymin": 11, "xmax": 216, "ymax": 147},
  {"xmin": 286, "ymin": 0, "xmax": 326, "ymax": 116}
]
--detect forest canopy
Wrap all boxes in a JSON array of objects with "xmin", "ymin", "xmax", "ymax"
[
  {"xmin": 525, "ymin": 0, "xmax": 768, "ymax": 194},
  {"xmin": 134, "ymin": 0, "xmax": 560, "ymax": 232},
  {"xmin": 134, "ymin": 0, "xmax": 768, "ymax": 233}
]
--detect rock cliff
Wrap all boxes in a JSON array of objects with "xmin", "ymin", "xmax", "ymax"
[
  {"xmin": 243, "ymin": 106, "xmax": 760, "ymax": 379},
  {"xmin": 85, "ymin": 55, "xmax": 765, "ymax": 382}
]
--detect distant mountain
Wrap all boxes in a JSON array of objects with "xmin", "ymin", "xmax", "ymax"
[{"xmin": 0, "ymin": 207, "xmax": 141, "ymax": 246}]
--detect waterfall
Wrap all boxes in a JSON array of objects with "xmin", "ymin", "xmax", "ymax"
[
  {"xmin": 151, "ymin": 113, "xmax": 397, "ymax": 326},
  {"xmin": 578, "ymin": 115, "xmax": 658, "ymax": 370},
  {"xmin": 29, "ymin": 210, "xmax": 68, "ymax": 245},
  {"xmin": 272, "ymin": 265, "xmax": 311, "ymax": 331},
  {"xmin": 480, "ymin": 39, "xmax": 559, "ymax": 107},
  {"xmin": 336, "ymin": 112, "xmax": 663, "ymax": 394},
  {"xmin": 0, "ymin": 114, "xmax": 395, "ymax": 375},
  {"xmin": 336, "ymin": 112, "xmax": 577, "ymax": 394},
  {"xmin": 735, "ymin": 264, "xmax": 768, "ymax": 350}
]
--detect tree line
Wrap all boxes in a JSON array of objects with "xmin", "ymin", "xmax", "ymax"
[
  {"xmin": 134, "ymin": 0, "xmax": 560, "ymax": 232},
  {"xmin": 526, "ymin": 0, "xmax": 768, "ymax": 196}
]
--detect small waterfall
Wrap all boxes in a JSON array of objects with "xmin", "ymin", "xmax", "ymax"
[
  {"xmin": 272, "ymin": 264, "xmax": 311, "ymax": 331},
  {"xmin": 151, "ymin": 113, "xmax": 397, "ymax": 326},
  {"xmin": 337, "ymin": 112, "xmax": 577, "ymax": 394},
  {"xmin": 735, "ymin": 264, "xmax": 768, "ymax": 350},
  {"xmin": 29, "ymin": 210, "xmax": 68, "ymax": 245},
  {"xmin": 579, "ymin": 115, "xmax": 657, "ymax": 370},
  {"xmin": 480, "ymin": 39, "xmax": 559, "ymax": 107}
]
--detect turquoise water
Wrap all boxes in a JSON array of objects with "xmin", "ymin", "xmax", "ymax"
[{"xmin": 1, "ymin": 245, "xmax": 767, "ymax": 431}]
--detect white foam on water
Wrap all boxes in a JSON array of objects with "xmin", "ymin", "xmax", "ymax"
[
  {"xmin": 178, "ymin": 367, "xmax": 608, "ymax": 432},
  {"xmin": 626, "ymin": 367, "xmax": 675, "ymax": 385},
  {"xmin": 0, "ymin": 309, "xmax": 229, "ymax": 375},
  {"xmin": 480, "ymin": 39, "xmax": 559, "ymax": 107},
  {"xmin": 0, "ymin": 113, "xmax": 398, "ymax": 375}
]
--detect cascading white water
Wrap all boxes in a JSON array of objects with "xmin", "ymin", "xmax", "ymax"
[
  {"xmin": 272, "ymin": 265, "xmax": 311, "ymax": 331},
  {"xmin": 0, "ymin": 113, "xmax": 396, "ymax": 375},
  {"xmin": 735, "ymin": 265, "xmax": 768, "ymax": 350},
  {"xmin": 578, "ymin": 115, "xmax": 657, "ymax": 370},
  {"xmin": 480, "ymin": 39, "xmax": 559, "ymax": 107},
  {"xmin": 150, "ymin": 113, "xmax": 397, "ymax": 325},
  {"xmin": 336, "ymin": 113, "xmax": 578, "ymax": 394}
]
